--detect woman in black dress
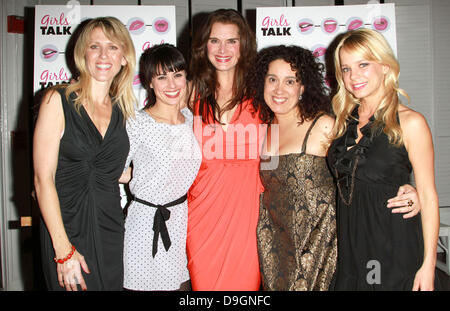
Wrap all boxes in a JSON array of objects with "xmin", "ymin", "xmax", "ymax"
[
  {"xmin": 33, "ymin": 17, "xmax": 136, "ymax": 291},
  {"xmin": 328, "ymin": 29, "xmax": 439, "ymax": 290}
]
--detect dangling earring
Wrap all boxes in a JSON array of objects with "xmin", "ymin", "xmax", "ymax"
[{"xmin": 299, "ymin": 94, "xmax": 303, "ymax": 101}]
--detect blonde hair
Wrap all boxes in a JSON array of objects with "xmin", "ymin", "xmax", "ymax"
[
  {"xmin": 331, "ymin": 28, "xmax": 409, "ymax": 146},
  {"xmin": 65, "ymin": 16, "xmax": 136, "ymax": 120}
]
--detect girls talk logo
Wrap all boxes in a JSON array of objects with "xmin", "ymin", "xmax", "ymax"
[
  {"xmin": 38, "ymin": 67, "xmax": 70, "ymax": 89},
  {"xmin": 261, "ymin": 15, "xmax": 292, "ymax": 36},
  {"xmin": 40, "ymin": 13, "xmax": 72, "ymax": 35}
]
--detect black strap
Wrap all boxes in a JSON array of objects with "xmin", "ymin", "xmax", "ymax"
[
  {"xmin": 301, "ymin": 112, "xmax": 326, "ymax": 153},
  {"xmin": 133, "ymin": 194, "xmax": 187, "ymax": 257}
]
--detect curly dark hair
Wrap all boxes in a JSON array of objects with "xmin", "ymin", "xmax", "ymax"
[{"xmin": 249, "ymin": 45, "xmax": 331, "ymax": 124}]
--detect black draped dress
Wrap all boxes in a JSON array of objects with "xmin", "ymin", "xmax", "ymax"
[
  {"xmin": 40, "ymin": 88, "xmax": 129, "ymax": 290},
  {"xmin": 327, "ymin": 107, "xmax": 425, "ymax": 290}
]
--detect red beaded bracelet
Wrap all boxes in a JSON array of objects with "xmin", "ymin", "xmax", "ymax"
[{"xmin": 54, "ymin": 245, "xmax": 76, "ymax": 264}]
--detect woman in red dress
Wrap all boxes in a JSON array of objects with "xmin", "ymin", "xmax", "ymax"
[{"xmin": 186, "ymin": 9, "xmax": 264, "ymax": 290}]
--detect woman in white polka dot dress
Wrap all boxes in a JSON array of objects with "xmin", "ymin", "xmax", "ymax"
[{"xmin": 120, "ymin": 44, "xmax": 201, "ymax": 291}]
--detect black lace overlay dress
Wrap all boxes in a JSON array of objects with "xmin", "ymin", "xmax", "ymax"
[{"xmin": 327, "ymin": 107, "xmax": 428, "ymax": 290}]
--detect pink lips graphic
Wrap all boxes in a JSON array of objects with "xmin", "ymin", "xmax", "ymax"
[
  {"xmin": 129, "ymin": 20, "xmax": 144, "ymax": 31},
  {"xmin": 154, "ymin": 19, "xmax": 168, "ymax": 33},
  {"xmin": 133, "ymin": 74, "xmax": 141, "ymax": 86},
  {"xmin": 42, "ymin": 48, "xmax": 58, "ymax": 59},
  {"xmin": 373, "ymin": 17, "xmax": 388, "ymax": 31},
  {"xmin": 299, "ymin": 22, "xmax": 313, "ymax": 33},
  {"xmin": 348, "ymin": 18, "xmax": 363, "ymax": 30},
  {"xmin": 313, "ymin": 47, "xmax": 326, "ymax": 58},
  {"xmin": 323, "ymin": 19, "xmax": 337, "ymax": 33}
]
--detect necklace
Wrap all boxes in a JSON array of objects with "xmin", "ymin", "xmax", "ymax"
[{"xmin": 335, "ymin": 157, "xmax": 359, "ymax": 206}]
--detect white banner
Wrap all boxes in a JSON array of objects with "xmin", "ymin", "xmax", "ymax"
[
  {"xmin": 256, "ymin": 3, "xmax": 397, "ymax": 64},
  {"xmin": 34, "ymin": 4, "xmax": 177, "ymax": 108}
]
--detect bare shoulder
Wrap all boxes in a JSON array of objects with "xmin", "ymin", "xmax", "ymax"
[
  {"xmin": 398, "ymin": 104, "xmax": 429, "ymax": 133},
  {"xmin": 314, "ymin": 113, "xmax": 335, "ymax": 135},
  {"xmin": 40, "ymin": 87, "xmax": 63, "ymax": 108},
  {"xmin": 36, "ymin": 87, "xmax": 64, "ymax": 126}
]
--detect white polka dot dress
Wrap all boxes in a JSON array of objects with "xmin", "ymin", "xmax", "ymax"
[{"xmin": 123, "ymin": 108, "xmax": 201, "ymax": 291}]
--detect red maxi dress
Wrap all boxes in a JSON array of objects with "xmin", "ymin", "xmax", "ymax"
[{"xmin": 187, "ymin": 99, "xmax": 264, "ymax": 290}]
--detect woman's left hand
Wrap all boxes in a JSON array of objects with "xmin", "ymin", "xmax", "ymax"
[
  {"xmin": 387, "ymin": 184, "xmax": 421, "ymax": 218},
  {"xmin": 412, "ymin": 264, "xmax": 435, "ymax": 291}
]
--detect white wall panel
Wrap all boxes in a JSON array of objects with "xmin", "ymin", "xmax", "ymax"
[
  {"xmin": 92, "ymin": 0, "xmax": 138, "ymax": 4},
  {"xmin": 2, "ymin": 0, "xmax": 26, "ymax": 291},
  {"xmin": 38, "ymin": 0, "xmax": 90, "ymax": 4},
  {"xmin": 191, "ymin": 0, "xmax": 237, "ymax": 17},
  {"xmin": 1, "ymin": 0, "xmax": 36, "ymax": 291},
  {"xmin": 432, "ymin": 0, "xmax": 450, "ymax": 136},
  {"xmin": 395, "ymin": 5, "xmax": 433, "ymax": 124},
  {"xmin": 432, "ymin": 1, "xmax": 450, "ymax": 206},
  {"xmin": 390, "ymin": 0, "xmax": 449, "ymax": 206},
  {"xmin": 293, "ymin": 0, "xmax": 334, "ymax": 6},
  {"xmin": 242, "ymin": 0, "xmax": 287, "ymax": 13},
  {"xmin": 387, "ymin": 0, "xmax": 431, "ymax": 6},
  {"xmin": 436, "ymin": 137, "xmax": 450, "ymax": 206},
  {"xmin": 242, "ymin": 0, "xmax": 287, "ymax": 10},
  {"xmin": 343, "ymin": 0, "xmax": 368, "ymax": 4}
]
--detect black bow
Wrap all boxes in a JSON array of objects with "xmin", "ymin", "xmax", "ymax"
[{"xmin": 132, "ymin": 194, "xmax": 187, "ymax": 257}]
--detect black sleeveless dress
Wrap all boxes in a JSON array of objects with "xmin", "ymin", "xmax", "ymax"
[
  {"xmin": 257, "ymin": 115, "xmax": 337, "ymax": 290},
  {"xmin": 39, "ymin": 88, "xmax": 129, "ymax": 290},
  {"xmin": 327, "ymin": 107, "xmax": 425, "ymax": 290}
]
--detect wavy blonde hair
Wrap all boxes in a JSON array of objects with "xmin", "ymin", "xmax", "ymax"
[
  {"xmin": 331, "ymin": 28, "xmax": 409, "ymax": 146},
  {"xmin": 65, "ymin": 16, "xmax": 136, "ymax": 120}
]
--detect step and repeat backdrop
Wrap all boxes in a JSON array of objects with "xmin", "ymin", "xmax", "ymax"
[
  {"xmin": 256, "ymin": 3, "xmax": 396, "ymax": 87},
  {"xmin": 33, "ymin": 5, "xmax": 177, "ymax": 108},
  {"xmin": 33, "ymin": 3, "xmax": 396, "ymax": 207}
]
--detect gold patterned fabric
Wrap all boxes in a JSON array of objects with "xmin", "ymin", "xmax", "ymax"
[{"xmin": 257, "ymin": 151, "xmax": 337, "ymax": 291}]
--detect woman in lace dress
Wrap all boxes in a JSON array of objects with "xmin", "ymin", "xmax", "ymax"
[{"xmin": 250, "ymin": 45, "xmax": 337, "ymax": 290}]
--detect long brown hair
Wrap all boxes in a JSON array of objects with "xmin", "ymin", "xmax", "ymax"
[
  {"xmin": 331, "ymin": 29, "xmax": 409, "ymax": 146},
  {"xmin": 189, "ymin": 9, "xmax": 256, "ymax": 123}
]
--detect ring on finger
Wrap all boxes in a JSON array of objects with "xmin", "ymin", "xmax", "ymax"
[{"xmin": 407, "ymin": 199, "xmax": 414, "ymax": 207}]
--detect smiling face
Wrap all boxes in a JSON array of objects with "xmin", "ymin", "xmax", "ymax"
[
  {"xmin": 206, "ymin": 22, "xmax": 241, "ymax": 73},
  {"xmin": 264, "ymin": 59, "xmax": 304, "ymax": 117},
  {"xmin": 85, "ymin": 27, "xmax": 127, "ymax": 84},
  {"xmin": 150, "ymin": 69, "xmax": 187, "ymax": 107},
  {"xmin": 339, "ymin": 48, "xmax": 389, "ymax": 104}
]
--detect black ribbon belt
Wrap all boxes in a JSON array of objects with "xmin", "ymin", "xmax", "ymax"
[{"xmin": 132, "ymin": 194, "xmax": 187, "ymax": 257}]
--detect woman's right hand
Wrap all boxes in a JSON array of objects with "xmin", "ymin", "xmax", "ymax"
[{"xmin": 57, "ymin": 250, "xmax": 90, "ymax": 291}]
